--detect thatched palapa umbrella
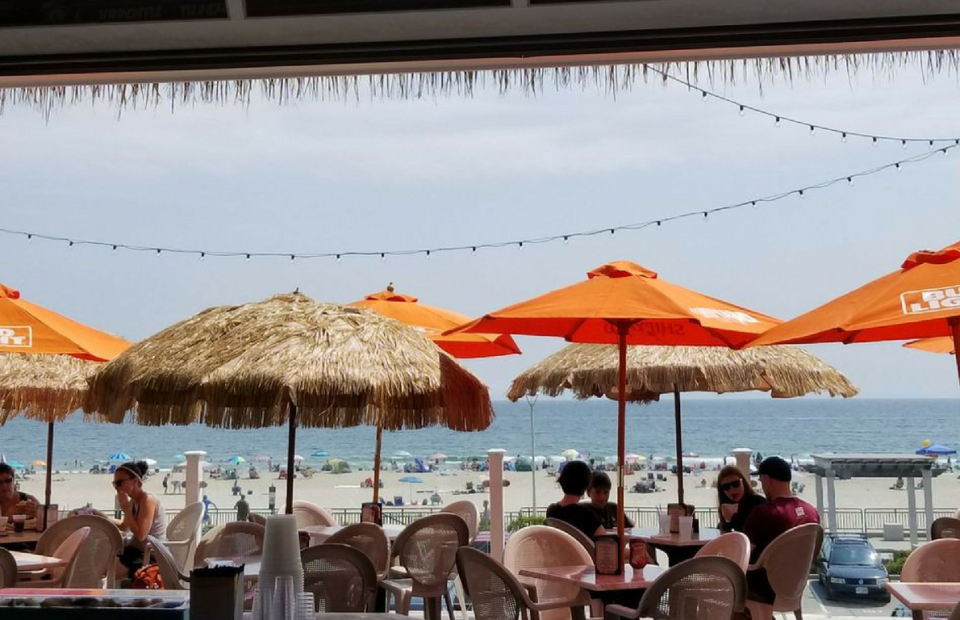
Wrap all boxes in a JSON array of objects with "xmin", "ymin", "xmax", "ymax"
[
  {"xmin": 508, "ymin": 344, "xmax": 858, "ymax": 504},
  {"xmin": 85, "ymin": 292, "xmax": 494, "ymax": 514}
]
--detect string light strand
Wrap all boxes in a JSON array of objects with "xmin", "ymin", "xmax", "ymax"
[
  {"xmin": 647, "ymin": 66, "xmax": 960, "ymax": 146},
  {"xmin": 3, "ymin": 145, "xmax": 954, "ymax": 261}
]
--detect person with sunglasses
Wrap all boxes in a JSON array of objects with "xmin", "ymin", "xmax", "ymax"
[
  {"xmin": 111, "ymin": 461, "xmax": 166, "ymax": 582},
  {"xmin": 0, "ymin": 462, "xmax": 37, "ymax": 518},
  {"xmin": 716, "ymin": 464, "xmax": 765, "ymax": 533}
]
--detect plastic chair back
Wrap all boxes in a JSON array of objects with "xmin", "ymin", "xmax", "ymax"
[
  {"xmin": 752, "ymin": 523, "xmax": 822, "ymax": 611},
  {"xmin": 166, "ymin": 501, "xmax": 204, "ymax": 569},
  {"xmin": 457, "ymin": 546, "xmax": 532, "ymax": 620},
  {"xmin": 503, "ymin": 525, "xmax": 592, "ymax": 620},
  {"xmin": 0, "ymin": 548, "xmax": 16, "ymax": 588},
  {"xmin": 696, "ymin": 532, "xmax": 750, "ymax": 573},
  {"xmin": 950, "ymin": 602, "xmax": 960, "ymax": 620},
  {"xmin": 248, "ymin": 513, "xmax": 267, "ymax": 526},
  {"xmin": 544, "ymin": 518, "xmax": 595, "ymax": 555},
  {"xmin": 52, "ymin": 527, "xmax": 92, "ymax": 587},
  {"xmin": 292, "ymin": 500, "xmax": 337, "ymax": 528},
  {"xmin": 442, "ymin": 501, "xmax": 480, "ymax": 542},
  {"xmin": 392, "ymin": 513, "xmax": 468, "ymax": 594},
  {"xmin": 326, "ymin": 522, "xmax": 390, "ymax": 579},
  {"xmin": 901, "ymin": 539, "xmax": 960, "ymax": 582},
  {"xmin": 931, "ymin": 517, "xmax": 960, "ymax": 540},
  {"xmin": 146, "ymin": 536, "xmax": 189, "ymax": 590},
  {"xmin": 194, "ymin": 521, "xmax": 265, "ymax": 568},
  {"xmin": 301, "ymin": 543, "xmax": 377, "ymax": 612},
  {"xmin": 638, "ymin": 556, "xmax": 745, "ymax": 620},
  {"xmin": 37, "ymin": 515, "xmax": 124, "ymax": 587}
]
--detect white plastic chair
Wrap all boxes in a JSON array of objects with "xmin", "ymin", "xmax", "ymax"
[
  {"xmin": 29, "ymin": 527, "xmax": 91, "ymax": 588},
  {"xmin": 194, "ymin": 521, "xmax": 265, "ymax": 568},
  {"xmin": 745, "ymin": 523, "xmax": 822, "ymax": 620},
  {"xmin": 695, "ymin": 532, "xmax": 750, "ymax": 573},
  {"xmin": 441, "ymin": 501, "xmax": 480, "ymax": 620},
  {"xmin": 159, "ymin": 501, "xmax": 204, "ymax": 571},
  {"xmin": 0, "ymin": 548, "xmax": 16, "ymax": 588},
  {"xmin": 901, "ymin": 538, "xmax": 960, "ymax": 582},
  {"xmin": 503, "ymin": 525, "xmax": 593, "ymax": 620},
  {"xmin": 36, "ymin": 515, "xmax": 123, "ymax": 588},
  {"xmin": 146, "ymin": 536, "xmax": 190, "ymax": 590},
  {"xmin": 292, "ymin": 500, "xmax": 337, "ymax": 528}
]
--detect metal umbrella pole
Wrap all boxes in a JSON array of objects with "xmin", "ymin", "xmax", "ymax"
[{"xmin": 526, "ymin": 395, "xmax": 538, "ymax": 512}]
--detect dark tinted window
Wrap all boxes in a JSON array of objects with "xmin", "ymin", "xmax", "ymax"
[
  {"xmin": 831, "ymin": 544, "xmax": 878, "ymax": 566},
  {"xmin": 0, "ymin": 0, "xmax": 226, "ymax": 26}
]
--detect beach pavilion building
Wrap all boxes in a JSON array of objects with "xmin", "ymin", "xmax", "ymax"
[{"xmin": 810, "ymin": 453, "xmax": 947, "ymax": 546}]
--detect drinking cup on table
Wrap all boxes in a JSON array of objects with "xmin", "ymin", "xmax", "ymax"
[
  {"xmin": 658, "ymin": 514, "xmax": 671, "ymax": 535},
  {"xmin": 12, "ymin": 515, "xmax": 26, "ymax": 533},
  {"xmin": 678, "ymin": 516, "xmax": 693, "ymax": 540},
  {"xmin": 0, "ymin": 517, "xmax": 8, "ymax": 530}
]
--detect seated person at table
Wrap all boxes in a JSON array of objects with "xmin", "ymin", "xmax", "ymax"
[
  {"xmin": 716, "ymin": 465, "xmax": 766, "ymax": 533},
  {"xmin": 584, "ymin": 471, "xmax": 634, "ymax": 530},
  {"xmin": 111, "ymin": 461, "xmax": 167, "ymax": 581},
  {"xmin": 546, "ymin": 461, "xmax": 605, "ymax": 539},
  {"xmin": 0, "ymin": 462, "xmax": 38, "ymax": 518},
  {"xmin": 743, "ymin": 456, "xmax": 820, "ymax": 605}
]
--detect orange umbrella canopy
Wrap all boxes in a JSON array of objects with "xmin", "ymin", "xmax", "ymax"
[
  {"xmin": 453, "ymin": 260, "xmax": 781, "ymax": 346},
  {"xmin": 350, "ymin": 284, "xmax": 521, "ymax": 359},
  {"xmin": 751, "ymin": 240, "xmax": 960, "ymax": 347},
  {"xmin": 905, "ymin": 338, "xmax": 955, "ymax": 355},
  {"xmin": 0, "ymin": 283, "xmax": 130, "ymax": 362}
]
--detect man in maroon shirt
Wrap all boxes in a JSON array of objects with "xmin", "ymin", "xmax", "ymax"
[{"xmin": 743, "ymin": 456, "xmax": 821, "ymax": 605}]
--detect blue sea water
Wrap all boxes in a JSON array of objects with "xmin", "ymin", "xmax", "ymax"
[{"xmin": 0, "ymin": 398, "xmax": 956, "ymax": 469}]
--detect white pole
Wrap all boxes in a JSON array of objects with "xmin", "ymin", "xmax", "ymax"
[
  {"xmin": 826, "ymin": 470, "xmax": 838, "ymax": 534},
  {"xmin": 527, "ymin": 396, "xmax": 538, "ymax": 513},
  {"xmin": 732, "ymin": 448, "xmax": 753, "ymax": 480},
  {"xmin": 184, "ymin": 450, "xmax": 207, "ymax": 508},
  {"xmin": 906, "ymin": 476, "xmax": 918, "ymax": 547},
  {"xmin": 488, "ymin": 449, "xmax": 506, "ymax": 561}
]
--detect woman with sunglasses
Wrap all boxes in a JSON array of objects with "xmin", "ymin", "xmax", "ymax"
[
  {"xmin": 716, "ymin": 464, "xmax": 765, "ymax": 533},
  {"xmin": 111, "ymin": 461, "xmax": 166, "ymax": 581}
]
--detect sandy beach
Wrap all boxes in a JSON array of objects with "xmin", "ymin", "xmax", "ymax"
[{"xmin": 14, "ymin": 463, "xmax": 960, "ymax": 518}]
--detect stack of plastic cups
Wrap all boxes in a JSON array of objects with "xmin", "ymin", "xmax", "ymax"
[{"xmin": 253, "ymin": 515, "xmax": 304, "ymax": 620}]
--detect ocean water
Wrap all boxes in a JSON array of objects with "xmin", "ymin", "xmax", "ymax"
[{"xmin": 0, "ymin": 398, "xmax": 956, "ymax": 469}]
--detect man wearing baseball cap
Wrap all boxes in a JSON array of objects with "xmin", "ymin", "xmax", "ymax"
[{"xmin": 743, "ymin": 456, "xmax": 820, "ymax": 606}]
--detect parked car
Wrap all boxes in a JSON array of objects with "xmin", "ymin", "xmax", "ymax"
[{"xmin": 817, "ymin": 534, "xmax": 890, "ymax": 601}]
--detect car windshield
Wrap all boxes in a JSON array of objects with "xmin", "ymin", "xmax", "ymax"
[{"xmin": 831, "ymin": 545, "xmax": 878, "ymax": 566}]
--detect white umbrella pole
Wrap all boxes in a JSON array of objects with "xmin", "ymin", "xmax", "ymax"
[{"xmin": 527, "ymin": 395, "xmax": 538, "ymax": 513}]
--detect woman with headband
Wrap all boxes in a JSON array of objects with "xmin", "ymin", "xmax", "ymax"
[{"xmin": 111, "ymin": 460, "xmax": 166, "ymax": 581}]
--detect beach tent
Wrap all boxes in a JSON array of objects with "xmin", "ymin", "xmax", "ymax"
[
  {"xmin": 349, "ymin": 284, "xmax": 516, "ymax": 501},
  {"xmin": 454, "ymin": 259, "xmax": 781, "ymax": 540},
  {"xmin": 327, "ymin": 459, "xmax": 351, "ymax": 474},
  {"xmin": 85, "ymin": 293, "xmax": 492, "ymax": 514},
  {"xmin": 751, "ymin": 239, "xmax": 960, "ymax": 442},
  {"xmin": 508, "ymin": 342, "xmax": 857, "ymax": 505},
  {"xmin": 0, "ymin": 282, "xmax": 130, "ymax": 527}
]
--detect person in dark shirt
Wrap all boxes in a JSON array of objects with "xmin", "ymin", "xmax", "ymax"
[
  {"xmin": 743, "ymin": 456, "xmax": 820, "ymax": 605},
  {"xmin": 546, "ymin": 461, "xmax": 605, "ymax": 539},
  {"xmin": 584, "ymin": 471, "xmax": 634, "ymax": 530},
  {"xmin": 716, "ymin": 465, "xmax": 766, "ymax": 533}
]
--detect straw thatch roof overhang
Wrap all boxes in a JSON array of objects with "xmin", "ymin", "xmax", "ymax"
[
  {"xmin": 84, "ymin": 293, "xmax": 494, "ymax": 432},
  {"xmin": 0, "ymin": 354, "xmax": 97, "ymax": 424},
  {"xmin": 0, "ymin": 1, "xmax": 959, "ymax": 111},
  {"xmin": 507, "ymin": 343, "xmax": 858, "ymax": 402},
  {"xmin": 809, "ymin": 454, "xmax": 946, "ymax": 479}
]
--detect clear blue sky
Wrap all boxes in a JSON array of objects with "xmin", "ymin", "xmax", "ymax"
[{"xmin": 2, "ymin": 65, "xmax": 959, "ymax": 398}]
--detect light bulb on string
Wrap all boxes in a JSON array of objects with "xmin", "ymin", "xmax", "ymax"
[
  {"xmin": 518, "ymin": 241, "xmax": 524, "ymax": 251},
  {"xmin": 701, "ymin": 91, "xmax": 708, "ymax": 102},
  {"xmin": 873, "ymin": 137, "xmax": 879, "ymax": 147},
  {"xmin": 26, "ymin": 234, "xmax": 32, "ymax": 242},
  {"xmin": 471, "ymin": 247, "xmax": 477, "ymax": 255},
  {"xmin": 563, "ymin": 236, "xmax": 569, "ymax": 245},
  {"xmin": 156, "ymin": 249, "xmax": 161, "ymax": 256},
  {"xmin": 425, "ymin": 250, "xmax": 431, "ymax": 260},
  {"xmin": 380, "ymin": 253, "xmax": 386, "ymax": 262},
  {"xmin": 245, "ymin": 254, "xmax": 251, "ymax": 262},
  {"xmin": 774, "ymin": 117, "xmax": 781, "ymax": 127},
  {"xmin": 847, "ymin": 177, "xmax": 854, "ymax": 185},
  {"xmin": 289, "ymin": 255, "xmax": 296, "ymax": 263},
  {"xmin": 112, "ymin": 245, "xmax": 117, "ymax": 251},
  {"xmin": 798, "ymin": 190, "xmax": 805, "ymax": 200},
  {"xmin": 336, "ymin": 254, "xmax": 341, "ymax": 263},
  {"xmin": 609, "ymin": 229, "xmax": 615, "ymax": 236},
  {"xmin": 751, "ymin": 201, "xmax": 758, "ymax": 209},
  {"xmin": 902, "ymin": 140, "xmax": 907, "ymax": 149},
  {"xmin": 809, "ymin": 126, "xmax": 816, "ymax": 137},
  {"xmin": 841, "ymin": 133, "xmax": 847, "ymax": 143},
  {"xmin": 895, "ymin": 163, "xmax": 901, "ymax": 172},
  {"xmin": 68, "ymin": 241, "xmax": 74, "ymax": 248},
  {"xmin": 200, "ymin": 252, "xmax": 205, "ymax": 261},
  {"xmin": 738, "ymin": 105, "xmax": 745, "ymax": 117}
]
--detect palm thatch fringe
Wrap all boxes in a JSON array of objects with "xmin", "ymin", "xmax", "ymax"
[
  {"xmin": 0, "ymin": 354, "xmax": 97, "ymax": 423},
  {"xmin": 507, "ymin": 344, "xmax": 858, "ymax": 402},
  {"xmin": 3, "ymin": 51, "xmax": 958, "ymax": 118},
  {"xmin": 85, "ymin": 293, "xmax": 494, "ymax": 431}
]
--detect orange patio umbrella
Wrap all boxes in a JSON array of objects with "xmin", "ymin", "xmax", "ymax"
[
  {"xmin": 349, "ymin": 284, "xmax": 521, "ymax": 501},
  {"xmin": 452, "ymin": 260, "xmax": 781, "ymax": 540},
  {"xmin": 750, "ymin": 239, "xmax": 960, "ymax": 391},
  {"xmin": 0, "ymin": 283, "xmax": 129, "ymax": 362},
  {"xmin": 0, "ymin": 282, "xmax": 131, "ymax": 525},
  {"xmin": 904, "ymin": 337, "xmax": 955, "ymax": 354}
]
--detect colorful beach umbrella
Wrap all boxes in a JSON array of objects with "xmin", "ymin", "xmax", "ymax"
[
  {"xmin": 107, "ymin": 452, "xmax": 131, "ymax": 461},
  {"xmin": 31, "ymin": 460, "xmax": 46, "ymax": 467},
  {"xmin": 350, "ymin": 283, "xmax": 517, "ymax": 501},
  {"xmin": 227, "ymin": 456, "xmax": 246, "ymax": 465},
  {"xmin": 751, "ymin": 240, "xmax": 960, "ymax": 438},
  {"xmin": 454, "ymin": 260, "xmax": 780, "ymax": 540},
  {"xmin": 916, "ymin": 443, "xmax": 957, "ymax": 456},
  {"xmin": 0, "ymin": 282, "xmax": 131, "ymax": 528}
]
